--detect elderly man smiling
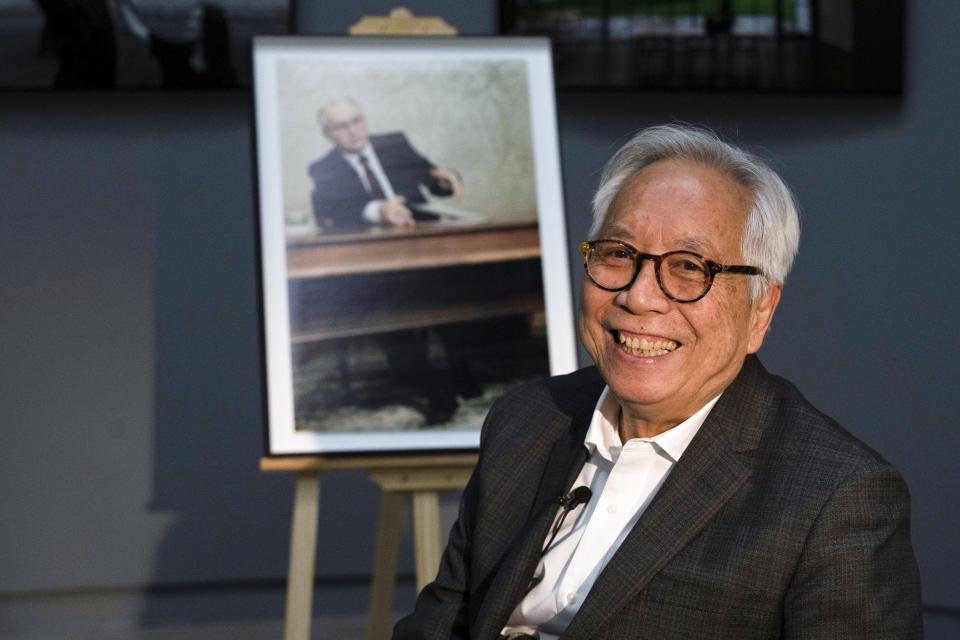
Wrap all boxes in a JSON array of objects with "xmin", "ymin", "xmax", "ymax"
[{"xmin": 394, "ymin": 124, "xmax": 922, "ymax": 640}]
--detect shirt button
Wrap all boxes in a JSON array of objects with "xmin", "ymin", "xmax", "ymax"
[
  {"xmin": 606, "ymin": 503, "xmax": 618, "ymax": 514},
  {"xmin": 566, "ymin": 592, "xmax": 578, "ymax": 604}
]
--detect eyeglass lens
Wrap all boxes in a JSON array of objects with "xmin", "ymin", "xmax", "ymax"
[{"xmin": 587, "ymin": 241, "xmax": 711, "ymax": 301}]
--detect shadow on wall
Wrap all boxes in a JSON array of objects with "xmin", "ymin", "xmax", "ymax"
[{"xmin": 135, "ymin": 99, "xmax": 388, "ymax": 625}]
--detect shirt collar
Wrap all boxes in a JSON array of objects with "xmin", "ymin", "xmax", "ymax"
[
  {"xmin": 341, "ymin": 143, "xmax": 373, "ymax": 164},
  {"xmin": 584, "ymin": 387, "xmax": 721, "ymax": 463}
]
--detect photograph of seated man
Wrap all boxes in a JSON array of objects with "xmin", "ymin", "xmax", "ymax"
[
  {"xmin": 309, "ymin": 97, "xmax": 463, "ymax": 232},
  {"xmin": 293, "ymin": 96, "xmax": 545, "ymax": 430}
]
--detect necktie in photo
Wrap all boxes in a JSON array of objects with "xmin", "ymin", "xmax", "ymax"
[{"xmin": 358, "ymin": 155, "xmax": 385, "ymax": 200}]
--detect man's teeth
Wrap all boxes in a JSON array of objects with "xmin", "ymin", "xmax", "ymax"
[{"xmin": 617, "ymin": 332, "xmax": 678, "ymax": 356}]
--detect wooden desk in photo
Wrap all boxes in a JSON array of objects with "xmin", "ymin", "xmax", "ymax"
[
  {"xmin": 280, "ymin": 220, "xmax": 544, "ymax": 638},
  {"xmin": 286, "ymin": 220, "xmax": 546, "ymax": 344}
]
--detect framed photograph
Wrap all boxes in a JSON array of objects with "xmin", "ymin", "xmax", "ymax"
[
  {"xmin": 253, "ymin": 36, "xmax": 577, "ymax": 456},
  {"xmin": 499, "ymin": 0, "xmax": 903, "ymax": 93},
  {"xmin": 0, "ymin": 0, "xmax": 289, "ymax": 90}
]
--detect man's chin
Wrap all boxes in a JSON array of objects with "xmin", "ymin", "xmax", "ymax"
[{"xmin": 609, "ymin": 383, "xmax": 672, "ymax": 409}]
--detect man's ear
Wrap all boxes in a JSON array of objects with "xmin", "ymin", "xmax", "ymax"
[{"xmin": 747, "ymin": 283, "xmax": 782, "ymax": 354}]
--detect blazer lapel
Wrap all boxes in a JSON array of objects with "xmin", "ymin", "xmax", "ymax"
[
  {"xmin": 563, "ymin": 356, "xmax": 773, "ymax": 639},
  {"xmin": 471, "ymin": 373, "xmax": 602, "ymax": 640}
]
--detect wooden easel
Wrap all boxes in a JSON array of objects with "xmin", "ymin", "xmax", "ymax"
[
  {"xmin": 261, "ymin": 453, "xmax": 476, "ymax": 640},
  {"xmin": 264, "ymin": 10, "xmax": 466, "ymax": 639}
]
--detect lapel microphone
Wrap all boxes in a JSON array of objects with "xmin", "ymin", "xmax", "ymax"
[
  {"xmin": 557, "ymin": 486, "xmax": 592, "ymax": 509},
  {"xmin": 541, "ymin": 486, "xmax": 593, "ymax": 557},
  {"xmin": 527, "ymin": 486, "xmax": 594, "ymax": 593},
  {"xmin": 517, "ymin": 486, "xmax": 593, "ymax": 592}
]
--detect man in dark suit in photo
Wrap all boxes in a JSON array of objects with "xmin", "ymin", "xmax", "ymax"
[
  {"xmin": 308, "ymin": 96, "xmax": 462, "ymax": 232},
  {"xmin": 301, "ymin": 97, "xmax": 473, "ymax": 424},
  {"xmin": 394, "ymin": 124, "xmax": 922, "ymax": 639}
]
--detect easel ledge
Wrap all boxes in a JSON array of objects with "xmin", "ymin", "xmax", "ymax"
[{"xmin": 260, "ymin": 452, "xmax": 478, "ymax": 473}]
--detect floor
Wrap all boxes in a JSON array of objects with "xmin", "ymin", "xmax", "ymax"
[
  {"xmin": 0, "ymin": 579, "xmax": 417, "ymax": 640},
  {"xmin": 4, "ymin": 579, "xmax": 958, "ymax": 639}
]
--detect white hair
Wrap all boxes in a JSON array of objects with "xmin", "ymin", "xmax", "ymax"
[
  {"xmin": 591, "ymin": 124, "xmax": 801, "ymax": 299},
  {"xmin": 316, "ymin": 96, "xmax": 361, "ymax": 131}
]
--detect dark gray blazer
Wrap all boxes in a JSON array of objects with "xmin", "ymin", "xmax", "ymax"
[{"xmin": 394, "ymin": 355, "xmax": 922, "ymax": 639}]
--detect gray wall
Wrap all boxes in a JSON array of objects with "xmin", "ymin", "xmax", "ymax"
[{"xmin": 1, "ymin": 0, "xmax": 957, "ymax": 635}]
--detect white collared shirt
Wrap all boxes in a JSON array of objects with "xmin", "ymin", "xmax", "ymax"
[
  {"xmin": 502, "ymin": 387, "xmax": 721, "ymax": 640},
  {"xmin": 340, "ymin": 144, "xmax": 396, "ymax": 223}
]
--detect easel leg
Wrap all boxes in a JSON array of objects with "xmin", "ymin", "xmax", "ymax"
[
  {"xmin": 366, "ymin": 491, "xmax": 405, "ymax": 640},
  {"xmin": 285, "ymin": 472, "xmax": 320, "ymax": 640},
  {"xmin": 412, "ymin": 490, "xmax": 442, "ymax": 591}
]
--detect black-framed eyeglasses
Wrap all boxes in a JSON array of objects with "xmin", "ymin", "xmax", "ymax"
[{"xmin": 579, "ymin": 239, "xmax": 763, "ymax": 303}]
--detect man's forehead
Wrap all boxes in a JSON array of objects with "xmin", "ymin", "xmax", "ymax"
[
  {"xmin": 323, "ymin": 101, "xmax": 362, "ymax": 123},
  {"xmin": 599, "ymin": 161, "xmax": 750, "ymax": 257}
]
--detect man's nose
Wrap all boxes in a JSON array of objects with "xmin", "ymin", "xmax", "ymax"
[{"xmin": 618, "ymin": 258, "xmax": 670, "ymax": 312}]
